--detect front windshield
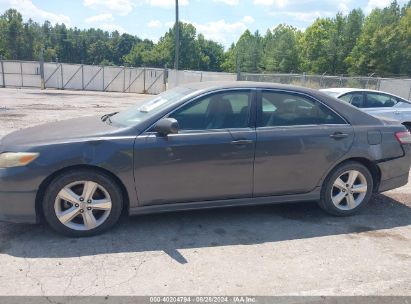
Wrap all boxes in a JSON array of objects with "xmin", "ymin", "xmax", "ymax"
[{"xmin": 111, "ymin": 87, "xmax": 194, "ymax": 127}]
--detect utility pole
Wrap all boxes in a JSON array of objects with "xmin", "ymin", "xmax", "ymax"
[{"xmin": 174, "ymin": 0, "xmax": 179, "ymax": 71}]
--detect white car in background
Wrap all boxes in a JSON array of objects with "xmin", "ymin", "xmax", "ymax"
[{"xmin": 321, "ymin": 88, "xmax": 411, "ymax": 132}]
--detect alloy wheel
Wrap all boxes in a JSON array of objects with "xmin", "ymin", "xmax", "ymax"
[
  {"xmin": 54, "ymin": 181, "xmax": 112, "ymax": 231},
  {"xmin": 331, "ymin": 170, "xmax": 368, "ymax": 211}
]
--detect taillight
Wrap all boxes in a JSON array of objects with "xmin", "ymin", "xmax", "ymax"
[{"xmin": 395, "ymin": 131, "xmax": 411, "ymax": 144}]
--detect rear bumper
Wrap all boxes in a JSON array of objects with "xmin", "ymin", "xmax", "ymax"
[
  {"xmin": 377, "ymin": 146, "xmax": 411, "ymax": 192},
  {"xmin": 0, "ymin": 190, "xmax": 38, "ymax": 224},
  {"xmin": 378, "ymin": 173, "xmax": 409, "ymax": 192}
]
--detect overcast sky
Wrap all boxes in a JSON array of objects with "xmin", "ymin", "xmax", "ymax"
[{"xmin": 0, "ymin": 0, "xmax": 408, "ymax": 48}]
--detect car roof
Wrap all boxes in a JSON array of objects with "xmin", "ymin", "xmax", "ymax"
[
  {"xmin": 182, "ymin": 81, "xmax": 318, "ymax": 94},
  {"xmin": 320, "ymin": 87, "xmax": 406, "ymax": 99},
  {"xmin": 321, "ymin": 88, "xmax": 380, "ymax": 93}
]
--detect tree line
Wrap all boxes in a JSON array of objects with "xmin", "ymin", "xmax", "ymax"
[{"xmin": 0, "ymin": 1, "xmax": 410, "ymax": 77}]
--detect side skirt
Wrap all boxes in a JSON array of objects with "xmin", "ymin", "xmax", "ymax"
[{"xmin": 129, "ymin": 188, "xmax": 321, "ymax": 216}]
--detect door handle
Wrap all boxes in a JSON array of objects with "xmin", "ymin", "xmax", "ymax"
[
  {"xmin": 330, "ymin": 132, "xmax": 349, "ymax": 140},
  {"xmin": 231, "ymin": 139, "xmax": 253, "ymax": 145}
]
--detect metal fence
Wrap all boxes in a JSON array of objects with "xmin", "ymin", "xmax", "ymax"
[
  {"xmin": 1, "ymin": 60, "xmax": 411, "ymax": 100},
  {"xmin": 168, "ymin": 69, "xmax": 236, "ymax": 88},
  {"xmin": 239, "ymin": 73, "xmax": 411, "ymax": 100},
  {"xmin": 0, "ymin": 60, "xmax": 166, "ymax": 94}
]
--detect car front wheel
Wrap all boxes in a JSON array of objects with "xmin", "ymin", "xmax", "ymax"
[
  {"xmin": 42, "ymin": 169, "xmax": 123, "ymax": 237},
  {"xmin": 319, "ymin": 161, "xmax": 374, "ymax": 216}
]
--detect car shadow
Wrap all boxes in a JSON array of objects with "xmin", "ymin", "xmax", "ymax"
[{"xmin": 1, "ymin": 194, "xmax": 410, "ymax": 263}]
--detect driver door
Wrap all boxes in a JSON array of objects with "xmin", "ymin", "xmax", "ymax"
[{"xmin": 133, "ymin": 89, "xmax": 257, "ymax": 206}]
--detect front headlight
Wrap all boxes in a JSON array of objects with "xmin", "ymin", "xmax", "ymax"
[{"xmin": 0, "ymin": 152, "xmax": 39, "ymax": 168}]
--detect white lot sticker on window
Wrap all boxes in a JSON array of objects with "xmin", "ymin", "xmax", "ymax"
[{"xmin": 138, "ymin": 98, "xmax": 170, "ymax": 113}]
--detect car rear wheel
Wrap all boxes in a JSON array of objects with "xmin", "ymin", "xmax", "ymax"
[
  {"xmin": 318, "ymin": 161, "xmax": 374, "ymax": 216},
  {"xmin": 43, "ymin": 169, "xmax": 123, "ymax": 237}
]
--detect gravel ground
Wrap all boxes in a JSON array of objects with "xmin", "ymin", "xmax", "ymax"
[{"xmin": 0, "ymin": 88, "xmax": 410, "ymax": 296}]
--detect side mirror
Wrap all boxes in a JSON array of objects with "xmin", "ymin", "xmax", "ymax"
[{"xmin": 154, "ymin": 118, "xmax": 179, "ymax": 136}]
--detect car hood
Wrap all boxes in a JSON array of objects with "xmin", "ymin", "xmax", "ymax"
[{"xmin": 0, "ymin": 116, "xmax": 122, "ymax": 147}]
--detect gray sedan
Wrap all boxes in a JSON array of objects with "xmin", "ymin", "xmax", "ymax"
[
  {"xmin": 1, "ymin": 82, "xmax": 410, "ymax": 237},
  {"xmin": 321, "ymin": 88, "xmax": 411, "ymax": 131}
]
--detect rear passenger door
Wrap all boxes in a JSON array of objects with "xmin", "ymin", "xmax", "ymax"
[
  {"xmin": 254, "ymin": 90, "xmax": 354, "ymax": 196},
  {"xmin": 364, "ymin": 92, "xmax": 401, "ymax": 120}
]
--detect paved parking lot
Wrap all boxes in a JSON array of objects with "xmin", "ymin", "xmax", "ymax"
[{"xmin": 0, "ymin": 88, "xmax": 410, "ymax": 296}]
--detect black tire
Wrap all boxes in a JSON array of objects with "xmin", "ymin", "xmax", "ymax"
[
  {"xmin": 43, "ymin": 169, "xmax": 123, "ymax": 237},
  {"xmin": 318, "ymin": 161, "xmax": 374, "ymax": 216}
]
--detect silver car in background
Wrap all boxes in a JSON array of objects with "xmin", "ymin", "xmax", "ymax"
[{"xmin": 321, "ymin": 88, "xmax": 411, "ymax": 131}]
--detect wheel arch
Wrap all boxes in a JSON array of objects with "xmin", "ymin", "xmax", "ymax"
[
  {"xmin": 35, "ymin": 165, "xmax": 130, "ymax": 223},
  {"xmin": 324, "ymin": 157, "xmax": 381, "ymax": 193},
  {"xmin": 403, "ymin": 122, "xmax": 411, "ymax": 131}
]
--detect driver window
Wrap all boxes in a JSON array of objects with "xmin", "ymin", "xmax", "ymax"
[{"xmin": 169, "ymin": 91, "xmax": 252, "ymax": 131}]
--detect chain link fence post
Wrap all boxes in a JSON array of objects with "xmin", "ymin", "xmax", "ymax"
[
  {"xmin": 102, "ymin": 66, "xmax": 105, "ymax": 91},
  {"xmin": 320, "ymin": 72, "xmax": 327, "ymax": 88},
  {"xmin": 39, "ymin": 49, "xmax": 45, "ymax": 90},
  {"xmin": 143, "ymin": 67, "xmax": 147, "ymax": 94},
  {"xmin": 163, "ymin": 65, "xmax": 168, "ymax": 91},
  {"xmin": 366, "ymin": 73, "xmax": 375, "ymax": 89},
  {"xmin": 20, "ymin": 61, "xmax": 23, "ymax": 87},
  {"xmin": 122, "ymin": 68, "xmax": 125, "ymax": 92},
  {"xmin": 0, "ymin": 56, "xmax": 5, "ymax": 88},
  {"xmin": 60, "ymin": 63, "xmax": 64, "ymax": 90},
  {"xmin": 81, "ymin": 64, "xmax": 84, "ymax": 90}
]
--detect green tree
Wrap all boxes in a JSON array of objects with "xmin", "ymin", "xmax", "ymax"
[
  {"xmin": 197, "ymin": 34, "xmax": 224, "ymax": 71},
  {"xmin": 123, "ymin": 40, "xmax": 153, "ymax": 67},
  {"xmin": 347, "ymin": 1, "xmax": 403, "ymax": 75},
  {"xmin": 1, "ymin": 9, "xmax": 24, "ymax": 59},
  {"xmin": 262, "ymin": 24, "xmax": 301, "ymax": 73},
  {"xmin": 398, "ymin": 6, "xmax": 411, "ymax": 74},
  {"xmin": 235, "ymin": 30, "xmax": 263, "ymax": 73},
  {"xmin": 343, "ymin": 9, "xmax": 364, "ymax": 62},
  {"xmin": 88, "ymin": 40, "xmax": 112, "ymax": 65},
  {"xmin": 300, "ymin": 18, "xmax": 334, "ymax": 73},
  {"xmin": 115, "ymin": 33, "xmax": 138, "ymax": 65},
  {"xmin": 220, "ymin": 43, "xmax": 237, "ymax": 72}
]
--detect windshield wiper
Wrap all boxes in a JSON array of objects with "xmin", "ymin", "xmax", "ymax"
[{"xmin": 101, "ymin": 112, "xmax": 119, "ymax": 124}]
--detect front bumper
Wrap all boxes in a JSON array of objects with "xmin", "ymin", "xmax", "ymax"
[
  {"xmin": 0, "ymin": 167, "xmax": 40, "ymax": 224},
  {"xmin": 0, "ymin": 190, "xmax": 37, "ymax": 223}
]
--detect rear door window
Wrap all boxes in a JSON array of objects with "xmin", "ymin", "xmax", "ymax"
[
  {"xmin": 365, "ymin": 93, "xmax": 398, "ymax": 108},
  {"xmin": 259, "ymin": 91, "xmax": 346, "ymax": 127}
]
